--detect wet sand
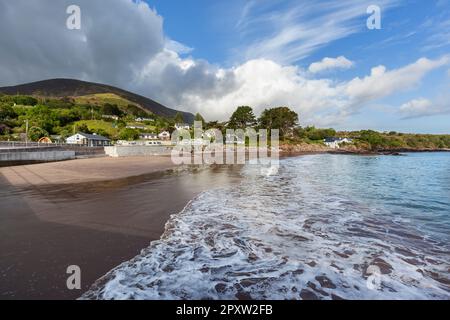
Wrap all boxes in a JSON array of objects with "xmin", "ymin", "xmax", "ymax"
[
  {"xmin": 0, "ymin": 156, "xmax": 177, "ymax": 186},
  {"xmin": 0, "ymin": 157, "xmax": 242, "ymax": 299}
]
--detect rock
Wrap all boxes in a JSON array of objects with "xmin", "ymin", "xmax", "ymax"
[
  {"xmin": 300, "ymin": 289, "xmax": 319, "ymax": 300},
  {"xmin": 315, "ymin": 275, "xmax": 337, "ymax": 289},
  {"xmin": 331, "ymin": 293, "xmax": 345, "ymax": 300},
  {"xmin": 306, "ymin": 261, "xmax": 317, "ymax": 267},
  {"xmin": 235, "ymin": 291, "xmax": 252, "ymax": 300},
  {"xmin": 370, "ymin": 257, "xmax": 393, "ymax": 275},
  {"xmin": 307, "ymin": 281, "xmax": 329, "ymax": 296},
  {"xmin": 215, "ymin": 283, "xmax": 227, "ymax": 293}
]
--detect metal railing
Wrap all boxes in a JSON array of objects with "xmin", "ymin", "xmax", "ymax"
[{"xmin": 0, "ymin": 141, "xmax": 94, "ymax": 149}]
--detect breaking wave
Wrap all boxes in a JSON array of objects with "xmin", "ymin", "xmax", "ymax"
[{"xmin": 81, "ymin": 154, "xmax": 450, "ymax": 300}]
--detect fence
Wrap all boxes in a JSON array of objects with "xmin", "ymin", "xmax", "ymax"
[{"xmin": 0, "ymin": 141, "xmax": 94, "ymax": 149}]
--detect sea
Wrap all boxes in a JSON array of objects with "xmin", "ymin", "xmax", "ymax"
[{"xmin": 81, "ymin": 153, "xmax": 450, "ymax": 300}]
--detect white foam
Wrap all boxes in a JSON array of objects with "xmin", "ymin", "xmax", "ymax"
[{"xmin": 81, "ymin": 156, "xmax": 450, "ymax": 300}]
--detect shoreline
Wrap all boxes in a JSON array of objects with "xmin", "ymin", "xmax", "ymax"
[
  {"xmin": 280, "ymin": 145, "xmax": 450, "ymax": 157},
  {"xmin": 0, "ymin": 155, "xmax": 177, "ymax": 186},
  {"xmin": 1, "ymin": 152, "xmax": 449, "ymax": 299},
  {"xmin": 0, "ymin": 157, "xmax": 242, "ymax": 299}
]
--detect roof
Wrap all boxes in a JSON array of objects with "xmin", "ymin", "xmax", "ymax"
[
  {"xmin": 324, "ymin": 137, "xmax": 352, "ymax": 143},
  {"xmin": 76, "ymin": 132, "xmax": 110, "ymax": 141}
]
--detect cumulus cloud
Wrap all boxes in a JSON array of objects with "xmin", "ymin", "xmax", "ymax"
[
  {"xmin": 173, "ymin": 57, "xmax": 448, "ymax": 124},
  {"xmin": 0, "ymin": 0, "xmax": 448, "ymax": 127},
  {"xmin": 0, "ymin": 0, "xmax": 164, "ymax": 87},
  {"xmin": 344, "ymin": 57, "xmax": 450, "ymax": 103},
  {"xmin": 400, "ymin": 98, "xmax": 433, "ymax": 118},
  {"xmin": 399, "ymin": 97, "xmax": 450, "ymax": 119},
  {"xmin": 308, "ymin": 56, "xmax": 354, "ymax": 73}
]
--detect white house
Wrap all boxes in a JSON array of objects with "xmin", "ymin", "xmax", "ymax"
[
  {"xmin": 140, "ymin": 133, "xmax": 158, "ymax": 140},
  {"xmin": 158, "ymin": 131, "xmax": 171, "ymax": 141},
  {"xmin": 145, "ymin": 141, "xmax": 162, "ymax": 146},
  {"xmin": 126, "ymin": 125, "xmax": 146, "ymax": 130},
  {"xmin": 102, "ymin": 115, "xmax": 119, "ymax": 121},
  {"xmin": 324, "ymin": 137, "xmax": 353, "ymax": 149},
  {"xmin": 66, "ymin": 132, "xmax": 111, "ymax": 147},
  {"xmin": 175, "ymin": 123, "xmax": 191, "ymax": 131},
  {"xmin": 135, "ymin": 117, "xmax": 154, "ymax": 122}
]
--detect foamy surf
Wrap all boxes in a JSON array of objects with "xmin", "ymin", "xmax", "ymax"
[{"xmin": 81, "ymin": 154, "xmax": 450, "ymax": 300}]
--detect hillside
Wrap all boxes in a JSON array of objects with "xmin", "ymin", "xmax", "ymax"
[{"xmin": 0, "ymin": 79, "xmax": 194, "ymax": 123}]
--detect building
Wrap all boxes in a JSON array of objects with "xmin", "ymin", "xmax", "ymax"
[
  {"xmin": 175, "ymin": 123, "xmax": 191, "ymax": 131},
  {"xmin": 140, "ymin": 133, "xmax": 158, "ymax": 140},
  {"xmin": 323, "ymin": 137, "xmax": 353, "ymax": 149},
  {"xmin": 135, "ymin": 117, "xmax": 154, "ymax": 122},
  {"xmin": 145, "ymin": 141, "xmax": 162, "ymax": 146},
  {"xmin": 102, "ymin": 115, "xmax": 119, "ymax": 121},
  {"xmin": 158, "ymin": 131, "xmax": 171, "ymax": 141},
  {"xmin": 126, "ymin": 125, "xmax": 146, "ymax": 130},
  {"xmin": 66, "ymin": 132, "xmax": 111, "ymax": 147}
]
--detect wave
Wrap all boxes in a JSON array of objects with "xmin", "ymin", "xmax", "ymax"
[{"xmin": 81, "ymin": 155, "xmax": 450, "ymax": 300}]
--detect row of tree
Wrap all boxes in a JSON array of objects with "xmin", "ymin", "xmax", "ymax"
[{"xmin": 190, "ymin": 106, "xmax": 299, "ymax": 138}]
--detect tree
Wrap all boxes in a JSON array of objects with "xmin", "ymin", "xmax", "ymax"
[
  {"xmin": 194, "ymin": 113, "xmax": 205, "ymax": 125},
  {"xmin": 358, "ymin": 130, "xmax": 386, "ymax": 150},
  {"xmin": 13, "ymin": 95, "xmax": 38, "ymax": 106},
  {"xmin": 25, "ymin": 105, "xmax": 59, "ymax": 133},
  {"xmin": 0, "ymin": 104, "xmax": 17, "ymax": 120},
  {"xmin": 0, "ymin": 124, "xmax": 10, "ymax": 135},
  {"xmin": 174, "ymin": 112, "xmax": 184, "ymax": 124},
  {"xmin": 101, "ymin": 103, "xmax": 122, "ymax": 117},
  {"xmin": 258, "ymin": 107, "xmax": 298, "ymax": 138},
  {"xmin": 28, "ymin": 127, "xmax": 49, "ymax": 142},
  {"xmin": 205, "ymin": 120, "xmax": 226, "ymax": 131},
  {"xmin": 119, "ymin": 128, "xmax": 139, "ymax": 141},
  {"xmin": 75, "ymin": 123, "xmax": 91, "ymax": 134},
  {"xmin": 228, "ymin": 106, "xmax": 256, "ymax": 129},
  {"xmin": 125, "ymin": 104, "xmax": 148, "ymax": 117},
  {"xmin": 303, "ymin": 127, "xmax": 336, "ymax": 140},
  {"xmin": 93, "ymin": 129, "xmax": 110, "ymax": 138}
]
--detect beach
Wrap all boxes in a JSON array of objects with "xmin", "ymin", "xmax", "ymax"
[
  {"xmin": 82, "ymin": 153, "xmax": 450, "ymax": 300},
  {"xmin": 0, "ymin": 156, "xmax": 177, "ymax": 186},
  {"xmin": 1, "ymin": 153, "xmax": 449, "ymax": 300},
  {"xmin": 0, "ymin": 156, "xmax": 242, "ymax": 299}
]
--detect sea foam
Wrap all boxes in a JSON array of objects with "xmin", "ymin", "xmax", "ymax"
[{"xmin": 81, "ymin": 154, "xmax": 450, "ymax": 300}]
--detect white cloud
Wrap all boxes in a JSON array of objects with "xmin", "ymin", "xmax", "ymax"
[
  {"xmin": 141, "ymin": 56, "xmax": 448, "ymax": 127},
  {"xmin": 176, "ymin": 59, "xmax": 344, "ymax": 123},
  {"xmin": 399, "ymin": 96, "xmax": 450, "ymax": 119},
  {"xmin": 308, "ymin": 56, "xmax": 354, "ymax": 73},
  {"xmin": 165, "ymin": 39, "xmax": 194, "ymax": 55},
  {"xmin": 345, "ymin": 57, "xmax": 450, "ymax": 103},
  {"xmin": 0, "ymin": 0, "xmax": 164, "ymax": 87},
  {"xmin": 399, "ymin": 98, "xmax": 433, "ymax": 118},
  {"xmin": 0, "ymin": 0, "xmax": 448, "ymax": 128},
  {"xmin": 235, "ymin": 0, "xmax": 401, "ymax": 64}
]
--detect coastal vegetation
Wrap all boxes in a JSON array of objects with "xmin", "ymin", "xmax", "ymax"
[
  {"xmin": 0, "ymin": 93, "xmax": 173, "ymax": 141},
  {"xmin": 1, "ymin": 93, "xmax": 449, "ymax": 151}
]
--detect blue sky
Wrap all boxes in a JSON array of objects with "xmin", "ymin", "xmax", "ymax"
[
  {"xmin": 146, "ymin": 0, "xmax": 450, "ymax": 133},
  {"xmin": 1, "ymin": 0, "xmax": 449, "ymax": 133}
]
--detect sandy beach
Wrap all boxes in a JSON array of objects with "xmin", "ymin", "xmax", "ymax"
[
  {"xmin": 0, "ymin": 156, "xmax": 177, "ymax": 186},
  {"xmin": 0, "ymin": 157, "xmax": 242, "ymax": 299}
]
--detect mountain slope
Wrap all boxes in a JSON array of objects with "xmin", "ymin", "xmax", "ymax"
[{"xmin": 0, "ymin": 79, "xmax": 194, "ymax": 122}]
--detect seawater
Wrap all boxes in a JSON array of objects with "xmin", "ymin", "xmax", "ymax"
[{"xmin": 82, "ymin": 153, "xmax": 450, "ymax": 300}]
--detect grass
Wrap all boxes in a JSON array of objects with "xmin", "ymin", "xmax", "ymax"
[
  {"xmin": 74, "ymin": 120, "xmax": 119, "ymax": 136},
  {"xmin": 74, "ymin": 93, "xmax": 135, "ymax": 108}
]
